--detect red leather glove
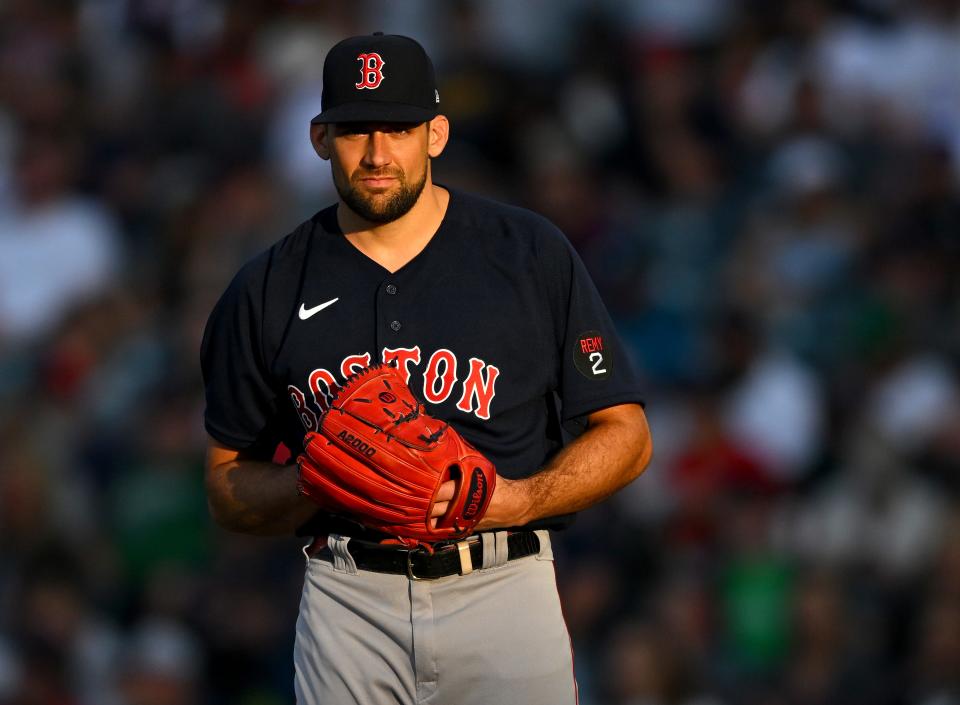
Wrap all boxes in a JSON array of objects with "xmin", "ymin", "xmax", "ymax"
[{"xmin": 297, "ymin": 362, "xmax": 497, "ymax": 546}]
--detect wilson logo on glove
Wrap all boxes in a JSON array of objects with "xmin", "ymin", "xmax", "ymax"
[
  {"xmin": 462, "ymin": 468, "xmax": 488, "ymax": 520},
  {"xmin": 296, "ymin": 362, "xmax": 498, "ymax": 547}
]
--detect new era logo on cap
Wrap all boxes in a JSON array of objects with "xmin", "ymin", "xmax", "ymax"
[{"xmin": 311, "ymin": 33, "xmax": 439, "ymax": 124}]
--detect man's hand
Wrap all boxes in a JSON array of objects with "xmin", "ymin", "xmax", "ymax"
[{"xmin": 473, "ymin": 403, "xmax": 652, "ymax": 531}]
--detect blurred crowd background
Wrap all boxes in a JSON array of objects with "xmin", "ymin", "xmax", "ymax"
[{"xmin": 2, "ymin": 0, "xmax": 960, "ymax": 703}]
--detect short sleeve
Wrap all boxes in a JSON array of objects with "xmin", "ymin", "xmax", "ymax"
[
  {"xmin": 538, "ymin": 224, "xmax": 645, "ymax": 422},
  {"xmin": 200, "ymin": 257, "xmax": 282, "ymax": 452}
]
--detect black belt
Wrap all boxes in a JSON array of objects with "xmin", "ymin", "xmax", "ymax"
[{"xmin": 314, "ymin": 531, "xmax": 540, "ymax": 580}]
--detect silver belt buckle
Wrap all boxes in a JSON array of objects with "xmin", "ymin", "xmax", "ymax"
[
  {"xmin": 404, "ymin": 541, "xmax": 475, "ymax": 580},
  {"xmin": 405, "ymin": 547, "xmax": 427, "ymax": 581}
]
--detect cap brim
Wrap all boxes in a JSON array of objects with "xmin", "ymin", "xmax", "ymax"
[{"xmin": 311, "ymin": 102, "xmax": 438, "ymax": 124}]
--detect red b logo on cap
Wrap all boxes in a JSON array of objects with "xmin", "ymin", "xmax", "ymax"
[{"xmin": 355, "ymin": 53, "xmax": 385, "ymax": 89}]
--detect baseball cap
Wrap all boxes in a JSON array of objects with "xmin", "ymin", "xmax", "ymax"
[{"xmin": 311, "ymin": 33, "xmax": 440, "ymax": 125}]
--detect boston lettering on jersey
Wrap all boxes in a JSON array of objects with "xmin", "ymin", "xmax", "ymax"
[{"xmin": 289, "ymin": 346, "xmax": 500, "ymax": 433}]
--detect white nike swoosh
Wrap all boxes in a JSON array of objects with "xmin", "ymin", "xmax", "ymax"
[{"xmin": 298, "ymin": 298, "xmax": 339, "ymax": 320}]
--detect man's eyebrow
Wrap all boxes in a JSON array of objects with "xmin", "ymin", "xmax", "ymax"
[{"xmin": 335, "ymin": 122, "xmax": 423, "ymax": 133}]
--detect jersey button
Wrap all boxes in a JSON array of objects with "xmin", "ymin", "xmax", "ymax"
[
  {"xmin": 390, "ymin": 320, "xmax": 402, "ymax": 332},
  {"xmin": 385, "ymin": 283, "xmax": 398, "ymax": 295}
]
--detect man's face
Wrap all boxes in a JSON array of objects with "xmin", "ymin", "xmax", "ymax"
[{"xmin": 326, "ymin": 122, "xmax": 430, "ymax": 224}]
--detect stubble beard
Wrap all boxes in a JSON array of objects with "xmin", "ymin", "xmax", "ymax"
[{"xmin": 334, "ymin": 163, "xmax": 428, "ymax": 224}]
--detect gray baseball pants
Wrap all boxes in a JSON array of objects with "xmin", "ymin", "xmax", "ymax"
[{"xmin": 293, "ymin": 529, "xmax": 578, "ymax": 704}]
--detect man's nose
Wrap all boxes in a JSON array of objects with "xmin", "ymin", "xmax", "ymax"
[{"xmin": 362, "ymin": 131, "xmax": 391, "ymax": 168}]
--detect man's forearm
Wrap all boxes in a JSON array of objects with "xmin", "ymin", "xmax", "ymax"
[
  {"xmin": 477, "ymin": 404, "xmax": 652, "ymax": 530},
  {"xmin": 205, "ymin": 455, "xmax": 319, "ymax": 536}
]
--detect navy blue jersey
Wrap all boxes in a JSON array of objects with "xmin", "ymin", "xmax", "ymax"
[{"xmin": 201, "ymin": 188, "xmax": 644, "ymax": 531}]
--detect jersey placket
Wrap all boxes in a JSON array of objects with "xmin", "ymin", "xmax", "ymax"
[{"xmin": 375, "ymin": 276, "xmax": 405, "ymax": 354}]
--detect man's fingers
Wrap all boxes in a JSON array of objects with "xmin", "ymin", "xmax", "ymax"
[
  {"xmin": 429, "ymin": 480, "xmax": 457, "ymax": 526},
  {"xmin": 429, "ymin": 502, "xmax": 450, "ymax": 528},
  {"xmin": 435, "ymin": 480, "xmax": 455, "ymax": 503}
]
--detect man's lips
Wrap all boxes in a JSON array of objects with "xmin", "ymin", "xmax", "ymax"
[{"xmin": 358, "ymin": 175, "xmax": 399, "ymax": 188}]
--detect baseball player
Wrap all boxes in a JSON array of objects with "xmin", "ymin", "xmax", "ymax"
[{"xmin": 201, "ymin": 33, "xmax": 652, "ymax": 705}]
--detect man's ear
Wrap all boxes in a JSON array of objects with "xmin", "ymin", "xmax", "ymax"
[
  {"xmin": 427, "ymin": 115, "xmax": 449, "ymax": 158},
  {"xmin": 310, "ymin": 123, "xmax": 330, "ymax": 160}
]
